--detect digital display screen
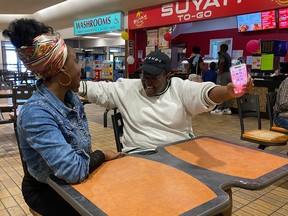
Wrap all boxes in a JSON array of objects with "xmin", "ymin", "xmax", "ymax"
[
  {"xmin": 279, "ymin": 8, "xmax": 288, "ymax": 29},
  {"xmin": 237, "ymin": 10, "xmax": 276, "ymax": 32}
]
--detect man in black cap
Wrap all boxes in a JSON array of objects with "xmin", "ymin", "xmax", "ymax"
[{"xmin": 79, "ymin": 49, "xmax": 254, "ymax": 153}]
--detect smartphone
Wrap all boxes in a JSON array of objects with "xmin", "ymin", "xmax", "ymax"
[{"xmin": 230, "ymin": 64, "xmax": 248, "ymax": 94}]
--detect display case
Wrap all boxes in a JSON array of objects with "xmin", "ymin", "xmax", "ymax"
[
  {"xmin": 113, "ymin": 56, "xmax": 125, "ymax": 81},
  {"xmin": 101, "ymin": 60, "xmax": 113, "ymax": 80}
]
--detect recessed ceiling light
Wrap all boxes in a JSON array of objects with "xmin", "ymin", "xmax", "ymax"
[
  {"xmin": 106, "ymin": 32, "xmax": 121, "ymax": 36},
  {"xmin": 82, "ymin": 36, "xmax": 100, "ymax": 39}
]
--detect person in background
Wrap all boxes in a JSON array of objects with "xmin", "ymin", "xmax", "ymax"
[
  {"xmin": 187, "ymin": 46, "xmax": 205, "ymax": 80},
  {"xmin": 273, "ymin": 77, "xmax": 288, "ymax": 129},
  {"xmin": 2, "ymin": 18, "xmax": 121, "ymax": 216},
  {"xmin": 202, "ymin": 61, "xmax": 217, "ymax": 84},
  {"xmin": 211, "ymin": 44, "xmax": 232, "ymax": 115}
]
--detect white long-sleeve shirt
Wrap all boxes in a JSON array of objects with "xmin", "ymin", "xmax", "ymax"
[{"xmin": 78, "ymin": 77, "xmax": 217, "ymax": 150}]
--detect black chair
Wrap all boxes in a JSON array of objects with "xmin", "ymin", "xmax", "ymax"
[
  {"xmin": 236, "ymin": 94, "xmax": 288, "ymax": 150},
  {"xmin": 14, "ymin": 110, "xmax": 42, "ymax": 216},
  {"xmin": 266, "ymin": 92, "xmax": 288, "ymax": 134},
  {"xmin": 12, "ymin": 85, "xmax": 41, "ymax": 216},
  {"xmin": 11, "ymin": 84, "xmax": 36, "ymax": 172},
  {"xmin": 111, "ymin": 111, "xmax": 124, "ymax": 152},
  {"xmin": 0, "ymin": 81, "xmax": 14, "ymax": 124},
  {"xmin": 10, "ymin": 84, "xmax": 36, "ymax": 128},
  {"xmin": 103, "ymin": 108, "xmax": 117, "ymax": 127}
]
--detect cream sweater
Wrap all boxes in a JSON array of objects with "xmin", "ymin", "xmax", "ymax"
[{"xmin": 78, "ymin": 77, "xmax": 217, "ymax": 150}]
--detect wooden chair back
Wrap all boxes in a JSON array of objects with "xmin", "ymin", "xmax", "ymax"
[
  {"xmin": 237, "ymin": 94, "xmax": 261, "ymax": 134},
  {"xmin": 12, "ymin": 85, "xmax": 36, "ymax": 175},
  {"xmin": 0, "ymin": 81, "xmax": 14, "ymax": 124},
  {"xmin": 237, "ymin": 94, "xmax": 288, "ymax": 150},
  {"xmin": 11, "ymin": 84, "xmax": 36, "ymax": 127}
]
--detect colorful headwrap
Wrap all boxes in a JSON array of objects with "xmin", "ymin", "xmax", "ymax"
[{"xmin": 16, "ymin": 33, "xmax": 68, "ymax": 79}]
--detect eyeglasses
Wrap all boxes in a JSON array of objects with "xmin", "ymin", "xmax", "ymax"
[{"xmin": 140, "ymin": 72, "xmax": 165, "ymax": 81}]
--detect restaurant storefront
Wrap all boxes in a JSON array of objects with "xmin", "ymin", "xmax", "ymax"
[{"xmin": 127, "ymin": 0, "xmax": 288, "ymax": 114}]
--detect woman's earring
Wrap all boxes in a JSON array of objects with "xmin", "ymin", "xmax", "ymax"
[{"xmin": 58, "ymin": 71, "xmax": 71, "ymax": 86}]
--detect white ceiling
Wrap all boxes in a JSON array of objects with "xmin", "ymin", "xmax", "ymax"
[
  {"xmin": 0, "ymin": 0, "xmax": 171, "ymax": 32},
  {"xmin": 0, "ymin": 0, "xmax": 66, "ymax": 14}
]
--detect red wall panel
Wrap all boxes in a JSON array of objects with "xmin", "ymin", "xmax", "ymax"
[{"xmin": 173, "ymin": 28, "xmax": 288, "ymax": 61}]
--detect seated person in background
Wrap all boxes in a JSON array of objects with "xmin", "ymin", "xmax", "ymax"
[
  {"xmin": 3, "ymin": 18, "xmax": 121, "ymax": 216},
  {"xmin": 202, "ymin": 61, "xmax": 217, "ymax": 84},
  {"xmin": 273, "ymin": 77, "xmax": 288, "ymax": 129}
]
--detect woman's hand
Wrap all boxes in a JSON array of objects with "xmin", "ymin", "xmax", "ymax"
[{"xmin": 102, "ymin": 150, "xmax": 124, "ymax": 161}]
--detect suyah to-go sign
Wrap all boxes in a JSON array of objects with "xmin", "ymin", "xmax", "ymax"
[{"xmin": 128, "ymin": 0, "xmax": 288, "ymax": 29}]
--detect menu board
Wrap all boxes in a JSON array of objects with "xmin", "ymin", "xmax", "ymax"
[
  {"xmin": 261, "ymin": 11, "xmax": 276, "ymax": 30},
  {"xmin": 279, "ymin": 8, "xmax": 288, "ymax": 29},
  {"xmin": 237, "ymin": 10, "xmax": 276, "ymax": 32}
]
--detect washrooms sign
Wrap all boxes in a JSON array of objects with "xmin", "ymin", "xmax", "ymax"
[{"xmin": 74, "ymin": 12, "xmax": 123, "ymax": 35}]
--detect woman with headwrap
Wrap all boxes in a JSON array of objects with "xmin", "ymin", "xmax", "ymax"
[{"xmin": 2, "ymin": 18, "xmax": 121, "ymax": 216}]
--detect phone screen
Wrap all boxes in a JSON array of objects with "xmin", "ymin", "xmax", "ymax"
[{"xmin": 230, "ymin": 64, "xmax": 248, "ymax": 94}]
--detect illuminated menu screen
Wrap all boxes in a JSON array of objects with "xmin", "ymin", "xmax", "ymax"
[
  {"xmin": 237, "ymin": 10, "xmax": 276, "ymax": 32},
  {"xmin": 279, "ymin": 8, "xmax": 288, "ymax": 29},
  {"xmin": 261, "ymin": 11, "xmax": 276, "ymax": 30}
]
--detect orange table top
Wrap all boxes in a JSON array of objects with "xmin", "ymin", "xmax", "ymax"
[
  {"xmin": 48, "ymin": 136, "xmax": 288, "ymax": 216},
  {"xmin": 164, "ymin": 137, "xmax": 288, "ymax": 179},
  {"xmin": 73, "ymin": 157, "xmax": 218, "ymax": 216}
]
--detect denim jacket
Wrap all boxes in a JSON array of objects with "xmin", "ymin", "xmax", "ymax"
[{"xmin": 17, "ymin": 80, "xmax": 91, "ymax": 184}]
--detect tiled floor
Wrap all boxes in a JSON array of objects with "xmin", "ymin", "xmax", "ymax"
[{"xmin": 0, "ymin": 103, "xmax": 287, "ymax": 216}]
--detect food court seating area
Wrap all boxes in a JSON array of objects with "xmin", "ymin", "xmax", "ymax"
[
  {"xmin": 0, "ymin": 70, "xmax": 36, "ymax": 86},
  {"xmin": 0, "ymin": 103, "xmax": 287, "ymax": 215}
]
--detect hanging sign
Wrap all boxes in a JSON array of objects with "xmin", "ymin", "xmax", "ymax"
[
  {"xmin": 128, "ymin": 0, "xmax": 288, "ymax": 30},
  {"xmin": 74, "ymin": 12, "xmax": 123, "ymax": 35}
]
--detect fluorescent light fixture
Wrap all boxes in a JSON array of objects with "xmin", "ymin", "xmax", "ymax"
[
  {"xmin": 83, "ymin": 49, "xmax": 94, "ymax": 52},
  {"xmin": 82, "ymin": 36, "xmax": 100, "ymax": 39},
  {"xmin": 110, "ymin": 48, "xmax": 121, "ymax": 53},
  {"xmin": 106, "ymin": 32, "xmax": 121, "ymax": 36}
]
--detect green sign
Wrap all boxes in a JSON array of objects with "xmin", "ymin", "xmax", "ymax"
[{"xmin": 74, "ymin": 12, "xmax": 123, "ymax": 36}]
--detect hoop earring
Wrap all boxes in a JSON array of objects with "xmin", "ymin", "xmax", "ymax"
[{"xmin": 58, "ymin": 71, "xmax": 71, "ymax": 86}]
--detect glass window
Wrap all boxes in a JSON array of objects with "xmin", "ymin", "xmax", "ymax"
[{"xmin": 1, "ymin": 41, "xmax": 26, "ymax": 72}]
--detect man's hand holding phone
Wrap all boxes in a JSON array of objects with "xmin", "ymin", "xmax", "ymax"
[{"xmin": 230, "ymin": 64, "xmax": 248, "ymax": 94}]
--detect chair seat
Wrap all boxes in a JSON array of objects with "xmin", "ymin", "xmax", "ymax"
[
  {"xmin": 243, "ymin": 129, "xmax": 288, "ymax": 144},
  {"xmin": 271, "ymin": 125, "xmax": 288, "ymax": 134}
]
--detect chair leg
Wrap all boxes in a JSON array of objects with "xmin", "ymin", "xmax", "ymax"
[{"xmin": 258, "ymin": 145, "xmax": 267, "ymax": 150}]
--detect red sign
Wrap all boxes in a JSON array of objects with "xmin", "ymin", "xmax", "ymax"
[
  {"xmin": 128, "ymin": 0, "xmax": 288, "ymax": 30},
  {"xmin": 279, "ymin": 7, "xmax": 288, "ymax": 28},
  {"xmin": 261, "ymin": 10, "xmax": 276, "ymax": 30}
]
